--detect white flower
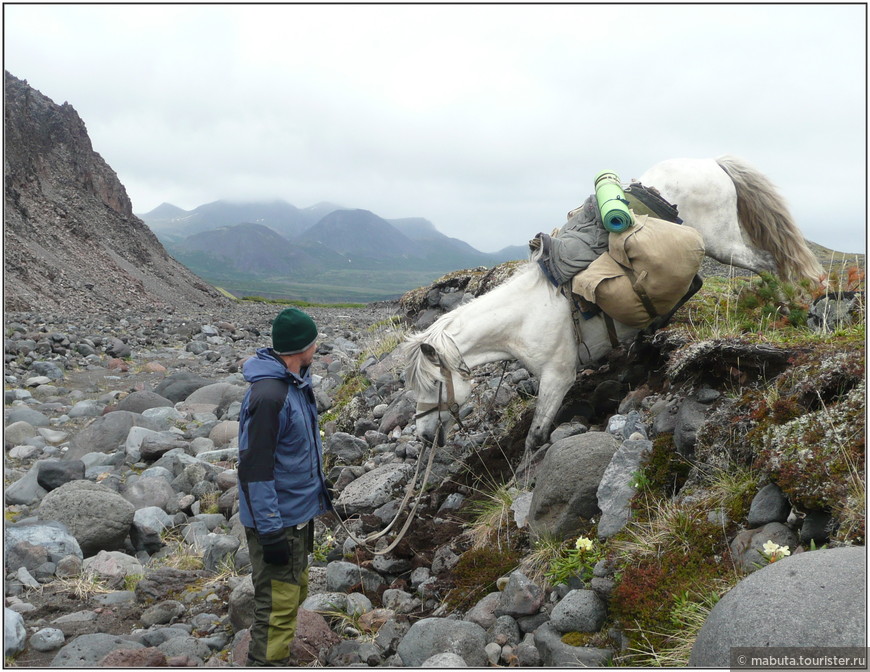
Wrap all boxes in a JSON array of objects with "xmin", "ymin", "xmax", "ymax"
[
  {"xmin": 575, "ymin": 536, "xmax": 594, "ymax": 552},
  {"xmin": 762, "ymin": 540, "xmax": 791, "ymax": 561},
  {"xmin": 762, "ymin": 540, "xmax": 780, "ymax": 555}
]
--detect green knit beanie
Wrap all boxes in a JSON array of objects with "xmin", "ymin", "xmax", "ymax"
[{"xmin": 271, "ymin": 307, "xmax": 318, "ymax": 355}]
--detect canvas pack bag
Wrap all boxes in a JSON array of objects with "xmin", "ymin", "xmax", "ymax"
[{"xmin": 572, "ymin": 214, "xmax": 705, "ymax": 328}]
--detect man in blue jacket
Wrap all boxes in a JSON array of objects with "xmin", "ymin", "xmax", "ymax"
[{"xmin": 238, "ymin": 307, "xmax": 333, "ymax": 666}]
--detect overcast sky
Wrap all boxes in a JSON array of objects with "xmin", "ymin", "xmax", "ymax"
[{"xmin": 4, "ymin": 3, "xmax": 866, "ymax": 254}]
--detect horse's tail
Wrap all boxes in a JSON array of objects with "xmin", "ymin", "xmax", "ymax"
[{"xmin": 716, "ymin": 155, "xmax": 825, "ymax": 285}]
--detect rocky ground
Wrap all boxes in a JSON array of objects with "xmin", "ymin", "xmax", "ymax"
[{"xmin": 4, "ymin": 261, "xmax": 866, "ymax": 667}]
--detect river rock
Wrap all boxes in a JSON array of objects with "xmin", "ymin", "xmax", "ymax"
[
  {"xmin": 51, "ymin": 633, "xmax": 144, "ymax": 666},
  {"xmin": 5, "ymin": 608, "xmax": 26, "ymax": 656},
  {"xmin": 396, "ymin": 617, "xmax": 487, "ymax": 667},
  {"xmin": 746, "ymin": 482, "xmax": 791, "ymax": 526},
  {"xmin": 334, "ymin": 463, "xmax": 415, "ymax": 516},
  {"xmin": 38, "ymin": 480, "xmax": 135, "ymax": 556},
  {"xmin": 5, "ymin": 521, "xmax": 83, "ymax": 566},
  {"xmin": 690, "ymin": 547, "xmax": 866, "ymax": 666},
  {"xmin": 528, "ymin": 432, "xmax": 619, "ymax": 538}
]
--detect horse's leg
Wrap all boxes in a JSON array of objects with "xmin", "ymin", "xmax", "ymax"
[
  {"xmin": 523, "ymin": 364, "xmax": 576, "ymax": 455},
  {"xmin": 708, "ymin": 242, "xmax": 778, "ymax": 276}
]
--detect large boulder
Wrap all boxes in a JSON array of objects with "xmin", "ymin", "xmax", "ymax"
[
  {"xmin": 121, "ymin": 476, "xmax": 177, "ymax": 512},
  {"xmin": 690, "ymin": 547, "xmax": 866, "ymax": 666},
  {"xmin": 51, "ymin": 633, "xmax": 144, "ymax": 667},
  {"xmin": 396, "ymin": 617, "xmax": 487, "ymax": 667},
  {"xmin": 154, "ymin": 372, "xmax": 212, "ymax": 403},
  {"xmin": 528, "ymin": 432, "xmax": 620, "ymax": 538},
  {"xmin": 37, "ymin": 481, "xmax": 135, "ymax": 556},
  {"xmin": 334, "ymin": 463, "xmax": 415, "ymax": 516},
  {"xmin": 67, "ymin": 411, "xmax": 161, "ymax": 460},
  {"xmin": 115, "ymin": 390, "xmax": 174, "ymax": 414}
]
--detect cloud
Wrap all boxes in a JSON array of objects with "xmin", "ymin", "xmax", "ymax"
[{"xmin": 4, "ymin": 3, "xmax": 865, "ymax": 254}]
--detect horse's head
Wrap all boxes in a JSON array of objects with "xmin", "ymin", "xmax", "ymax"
[{"xmin": 404, "ymin": 337, "xmax": 472, "ymax": 447}]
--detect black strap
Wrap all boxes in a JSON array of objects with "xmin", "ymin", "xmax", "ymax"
[{"xmin": 602, "ymin": 313, "xmax": 620, "ymax": 349}]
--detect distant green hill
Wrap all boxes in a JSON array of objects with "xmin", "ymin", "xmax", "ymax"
[{"xmin": 142, "ymin": 202, "xmax": 527, "ymax": 302}]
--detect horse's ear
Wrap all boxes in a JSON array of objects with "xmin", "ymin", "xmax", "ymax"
[{"xmin": 420, "ymin": 343, "xmax": 440, "ymax": 364}]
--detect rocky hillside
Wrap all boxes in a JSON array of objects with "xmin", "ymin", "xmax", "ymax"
[
  {"xmin": 3, "ymin": 257, "xmax": 864, "ymax": 666},
  {"xmin": 3, "ymin": 72, "xmax": 228, "ymax": 315}
]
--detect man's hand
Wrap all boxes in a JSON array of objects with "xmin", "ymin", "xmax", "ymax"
[{"xmin": 259, "ymin": 529, "xmax": 290, "ymax": 565}]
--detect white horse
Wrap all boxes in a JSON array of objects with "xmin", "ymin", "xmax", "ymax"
[{"xmin": 404, "ymin": 156, "xmax": 824, "ymax": 452}]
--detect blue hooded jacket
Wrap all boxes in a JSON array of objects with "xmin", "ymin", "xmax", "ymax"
[{"xmin": 237, "ymin": 347, "xmax": 332, "ymax": 534}]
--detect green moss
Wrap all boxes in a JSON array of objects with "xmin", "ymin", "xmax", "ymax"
[
  {"xmin": 561, "ymin": 631, "xmax": 596, "ymax": 646},
  {"xmin": 444, "ymin": 547, "xmax": 519, "ymax": 612},
  {"xmin": 640, "ymin": 434, "xmax": 691, "ymax": 497},
  {"xmin": 320, "ymin": 371, "xmax": 370, "ymax": 426}
]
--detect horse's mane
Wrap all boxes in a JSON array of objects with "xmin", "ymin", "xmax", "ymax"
[
  {"xmin": 402, "ymin": 262, "xmax": 555, "ymax": 390},
  {"xmin": 402, "ymin": 317, "xmax": 464, "ymax": 392}
]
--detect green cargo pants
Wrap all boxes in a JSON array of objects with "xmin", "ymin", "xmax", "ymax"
[{"xmin": 245, "ymin": 524, "xmax": 313, "ymax": 667}]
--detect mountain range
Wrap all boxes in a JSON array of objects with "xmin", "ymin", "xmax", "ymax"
[{"xmin": 139, "ymin": 201, "xmax": 527, "ymax": 301}]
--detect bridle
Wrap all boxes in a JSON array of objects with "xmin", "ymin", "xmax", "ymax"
[
  {"xmin": 413, "ymin": 357, "xmax": 472, "ymax": 431},
  {"xmin": 332, "ymin": 346, "xmax": 506, "ymax": 557}
]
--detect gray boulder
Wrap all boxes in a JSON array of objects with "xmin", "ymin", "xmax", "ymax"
[
  {"xmin": 37, "ymin": 460, "xmax": 86, "ymax": 491},
  {"xmin": 227, "ymin": 576, "xmax": 255, "ymax": 632},
  {"xmin": 130, "ymin": 506, "xmax": 172, "ymax": 553},
  {"xmin": 464, "ymin": 591, "xmax": 501, "ymax": 629},
  {"xmin": 596, "ymin": 438, "xmax": 653, "ymax": 539},
  {"xmin": 534, "ymin": 623, "xmax": 612, "ymax": 667},
  {"xmin": 421, "ymin": 652, "xmax": 469, "ymax": 667},
  {"xmin": 673, "ymin": 398, "xmax": 707, "ymax": 455},
  {"xmin": 121, "ymin": 476, "xmax": 177, "ymax": 511},
  {"xmin": 396, "ymin": 617, "xmax": 487, "ymax": 667},
  {"xmin": 325, "ymin": 639, "xmax": 383, "ymax": 667},
  {"xmin": 5, "ymin": 608, "xmax": 26, "ymax": 656},
  {"xmin": 301, "ymin": 592, "xmax": 349, "ymax": 614},
  {"xmin": 5, "ymin": 420, "xmax": 38, "ymax": 447},
  {"xmin": 5, "ymin": 460, "xmax": 49, "ymax": 505},
  {"xmin": 377, "ymin": 390, "xmax": 417, "ymax": 435},
  {"xmin": 325, "ymin": 432, "xmax": 368, "ymax": 463},
  {"xmin": 115, "ymin": 390, "xmax": 174, "ymax": 414},
  {"xmin": 747, "ymin": 483, "xmax": 791, "ymax": 527},
  {"xmin": 6, "ymin": 406, "xmax": 50, "ymax": 427},
  {"xmin": 334, "ymin": 463, "xmax": 414, "ymax": 516},
  {"xmin": 68, "ymin": 411, "xmax": 161, "ymax": 460},
  {"xmin": 202, "ymin": 533, "xmax": 240, "ymax": 572},
  {"xmin": 528, "ymin": 432, "xmax": 619, "ymax": 538},
  {"xmin": 326, "ymin": 560, "xmax": 385, "ymax": 593},
  {"xmin": 51, "ymin": 633, "xmax": 143, "ymax": 667},
  {"xmin": 81, "ymin": 550, "xmax": 144, "ymax": 589},
  {"xmin": 691, "ymin": 547, "xmax": 866, "ymax": 666},
  {"xmin": 549, "ymin": 589, "xmax": 607, "ymax": 633},
  {"xmin": 29, "ymin": 627, "xmax": 66, "ymax": 652},
  {"xmin": 154, "ymin": 372, "xmax": 211, "ymax": 403},
  {"xmin": 38, "ymin": 480, "xmax": 135, "ymax": 556},
  {"xmin": 185, "ymin": 382, "xmax": 246, "ymax": 410},
  {"xmin": 5, "ymin": 521, "xmax": 83, "ymax": 566},
  {"xmin": 495, "ymin": 571, "xmax": 545, "ymax": 618}
]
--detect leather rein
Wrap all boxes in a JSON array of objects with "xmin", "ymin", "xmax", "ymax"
[
  {"xmin": 413, "ymin": 357, "xmax": 472, "ymax": 431},
  {"xmin": 334, "ymin": 350, "xmax": 507, "ymax": 556}
]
